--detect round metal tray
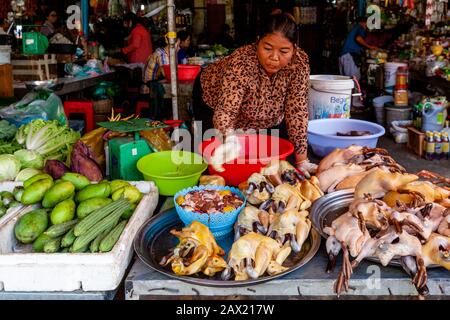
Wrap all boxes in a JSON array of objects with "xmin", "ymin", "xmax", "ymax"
[
  {"xmin": 134, "ymin": 208, "xmax": 321, "ymax": 287},
  {"xmin": 309, "ymin": 189, "xmax": 439, "ymax": 268}
]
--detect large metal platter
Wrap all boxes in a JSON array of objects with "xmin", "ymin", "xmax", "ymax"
[
  {"xmin": 309, "ymin": 189, "xmax": 439, "ymax": 268},
  {"xmin": 134, "ymin": 208, "xmax": 321, "ymax": 287}
]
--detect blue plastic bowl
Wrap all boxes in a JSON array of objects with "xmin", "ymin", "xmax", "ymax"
[
  {"xmin": 173, "ymin": 186, "xmax": 246, "ymax": 239},
  {"xmin": 308, "ymin": 119, "xmax": 385, "ymax": 158}
]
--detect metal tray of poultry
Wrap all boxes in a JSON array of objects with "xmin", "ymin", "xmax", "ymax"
[
  {"xmin": 309, "ymin": 189, "xmax": 439, "ymax": 268},
  {"xmin": 134, "ymin": 208, "xmax": 321, "ymax": 287}
]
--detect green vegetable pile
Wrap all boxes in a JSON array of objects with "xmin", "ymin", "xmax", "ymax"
[
  {"xmin": 14, "ymin": 174, "xmax": 143, "ymax": 253},
  {"xmin": 15, "ymin": 119, "xmax": 80, "ymax": 162},
  {"xmin": 0, "ymin": 119, "xmax": 80, "ymax": 182},
  {"xmin": 0, "ymin": 120, "xmax": 20, "ymax": 155}
]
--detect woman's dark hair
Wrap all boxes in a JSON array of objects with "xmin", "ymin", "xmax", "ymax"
[
  {"xmin": 123, "ymin": 12, "xmax": 137, "ymax": 25},
  {"xmin": 45, "ymin": 8, "xmax": 57, "ymax": 19},
  {"xmin": 258, "ymin": 13, "xmax": 297, "ymax": 45},
  {"xmin": 177, "ymin": 30, "xmax": 190, "ymax": 42}
]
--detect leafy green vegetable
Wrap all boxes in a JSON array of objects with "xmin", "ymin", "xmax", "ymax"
[
  {"xmin": 0, "ymin": 140, "xmax": 22, "ymax": 155},
  {"xmin": 0, "ymin": 120, "xmax": 17, "ymax": 140},
  {"xmin": 15, "ymin": 168, "xmax": 41, "ymax": 182},
  {"xmin": 0, "ymin": 154, "xmax": 21, "ymax": 181},
  {"xmin": 14, "ymin": 150, "xmax": 44, "ymax": 170},
  {"xmin": 15, "ymin": 120, "xmax": 80, "ymax": 163}
]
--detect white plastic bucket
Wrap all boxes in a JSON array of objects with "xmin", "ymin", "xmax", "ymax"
[
  {"xmin": 384, "ymin": 62, "xmax": 407, "ymax": 93},
  {"xmin": 372, "ymin": 95, "xmax": 394, "ymax": 126},
  {"xmin": 0, "ymin": 45, "xmax": 11, "ymax": 65},
  {"xmin": 309, "ymin": 75, "xmax": 355, "ymax": 120}
]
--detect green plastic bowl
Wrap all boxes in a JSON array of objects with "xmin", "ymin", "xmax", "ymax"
[{"xmin": 136, "ymin": 151, "xmax": 208, "ymax": 196}]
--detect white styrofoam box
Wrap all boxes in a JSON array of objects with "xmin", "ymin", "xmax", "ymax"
[{"xmin": 0, "ymin": 181, "xmax": 159, "ymax": 292}]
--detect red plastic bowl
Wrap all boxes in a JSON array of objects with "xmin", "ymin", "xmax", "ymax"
[
  {"xmin": 163, "ymin": 64, "xmax": 201, "ymax": 81},
  {"xmin": 199, "ymin": 134, "xmax": 294, "ymax": 186}
]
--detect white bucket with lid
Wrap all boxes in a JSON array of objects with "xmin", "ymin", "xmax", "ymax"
[
  {"xmin": 309, "ymin": 75, "xmax": 355, "ymax": 120},
  {"xmin": 0, "ymin": 45, "xmax": 11, "ymax": 65},
  {"xmin": 384, "ymin": 62, "xmax": 407, "ymax": 93},
  {"xmin": 372, "ymin": 95, "xmax": 394, "ymax": 126}
]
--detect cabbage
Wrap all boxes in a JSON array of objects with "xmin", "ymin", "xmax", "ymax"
[
  {"xmin": 15, "ymin": 120, "xmax": 80, "ymax": 163},
  {"xmin": 14, "ymin": 150, "xmax": 44, "ymax": 169},
  {"xmin": 0, "ymin": 154, "xmax": 21, "ymax": 181},
  {"xmin": 15, "ymin": 168, "xmax": 41, "ymax": 182}
]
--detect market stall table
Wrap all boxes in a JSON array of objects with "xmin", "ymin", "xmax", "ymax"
[
  {"xmin": 13, "ymin": 71, "xmax": 117, "ymax": 99},
  {"xmin": 125, "ymin": 196, "xmax": 450, "ymax": 300}
]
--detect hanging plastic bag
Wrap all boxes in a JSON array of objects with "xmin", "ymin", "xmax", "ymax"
[{"xmin": 0, "ymin": 90, "xmax": 67, "ymax": 127}]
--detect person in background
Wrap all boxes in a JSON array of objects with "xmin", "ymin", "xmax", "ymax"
[
  {"xmin": 121, "ymin": 12, "xmax": 153, "ymax": 64},
  {"xmin": 40, "ymin": 9, "xmax": 58, "ymax": 37},
  {"xmin": 339, "ymin": 16, "xmax": 378, "ymax": 81},
  {"xmin": 218, "ymin": 24, "xmax": 235, "ymax": 48},
  {"xmin": 177, "ymin": 30, "xmax": 191, "ymax": 64},
  {"xmin": 143, "ymin": 36, "xmax": 180, "ymax": 82},
  {"xmin": 0, "ymin": 17, "xmax": 8, "ymax": 34}
]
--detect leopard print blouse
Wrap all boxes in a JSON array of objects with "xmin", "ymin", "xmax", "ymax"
[{"xmin": 200, "ymin": 44, "xmax": 310, "ymax": 157}]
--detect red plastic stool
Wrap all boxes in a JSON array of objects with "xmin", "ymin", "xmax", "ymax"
[
  {"xmin": 113, "ymin": 107, "xmax": 125, "ymax": 114},
  {"xmin": 64, "ymin": 101, "xmax": 95, "ymax": 133},
  {"xmin": 135, "ymin": 101, "xmax": 150, "ymax": 117}
]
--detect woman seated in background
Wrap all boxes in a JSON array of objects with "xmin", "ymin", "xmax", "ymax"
[
  {"xmin": 177, "ymin": 30, "xmax": 191, "ymax": 65},
  {"xmin": 41, "ymin": 9, "xmax": 58, "ymax": 37},
  {"xmin": 142, "ymin": 34, "xmax": 181, "ymax": 82}
]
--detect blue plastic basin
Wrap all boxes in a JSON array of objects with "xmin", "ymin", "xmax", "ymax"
[{"xmin": 308, "ymin": 119, "xmax": 385, "ymax": 158}]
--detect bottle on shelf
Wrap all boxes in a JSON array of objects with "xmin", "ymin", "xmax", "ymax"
[
  {"xmin": 425, "ymin": 131, "xmax": 435, "ymax": 160},
  {"xmin": 434, "ymin": 131, "xmax": 442, "ymax": 160},
  {"xmin": 417, "ymin": 103, "xmax": 423, "ymax": 130},
  {"xmin": 442, "ymin": 132, "xmax": 449, "ymax": 160}
]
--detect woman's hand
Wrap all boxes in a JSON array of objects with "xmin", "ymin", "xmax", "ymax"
[
  {"xmin": 209, "ymin": 135, "xmax": 241, "ymax": 173},
  {"xmin": 295, "ymin": 159, "xmax": 318, "ymax": 179}
]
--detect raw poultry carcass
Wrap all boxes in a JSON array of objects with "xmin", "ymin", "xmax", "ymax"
[
  {"xmin": 348, "ymin": 197, "xmax": 392, "ymax": 230},
  {"xmin": 234, "ymin": 205, "xmax": 270, "ymax": 240},
  {"xmin": 298, "ymin": 176, "xmax": 324, "ymax": 202},
  {"xmin": 260, "ymin": 160, "xmax": 306, "ymax": 187},
  {"xmin": 221, "ymin": 233, "xmax": 291, "ymax": 281},
  {"xmin": 259, "ymin": 183, "xmax": 311, "ymax": 213},
  {"xmin": 316, "ymin": 145, "xmax": 407, "ymax": 193},
  {"xmin": 317, "ymin": 145, "xmax": 365, "ymax": 174},
  {"xmin": 354, "ymin": 170, "xmax": 419, "ymax": 199},
  {"xmin": 422, "ymin": 233, "xmax": 450, "ymax": 270},
  {"xmin": 266, "ymin": 209, "xmax": 311, "ymax": 253},
  {"xmin": 324, "ymin": 212, "xmax": 370, "ymax": 269},
  {"xmin": 317, "ymin": 163, "xmax": 366, "ymax": 193},
  {"xmin": 416, "ymin": 170, "xmax": 450, "ymax": 187},
  {"xmin": 159, "ymin": 221, "xmax": 227, "ymax": 276},
  {"xmin": 317, "ymin": 145, "xmax": 402, "ymax": 174},
  {"xmin": 245, "ymin": 173, "xmax": 275, "ymax": 206},
  {"xmin": 397, "ymin": 178, "xmax": 450, "ymax": 208},
  {"xmin": 438, "ymin": 209, "xmax": 450, "ymax": 237}
]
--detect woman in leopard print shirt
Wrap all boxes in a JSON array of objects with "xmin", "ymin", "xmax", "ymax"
[{"xmin": 193, "ymin": 13, "xmax": 312, "ymax": 169}]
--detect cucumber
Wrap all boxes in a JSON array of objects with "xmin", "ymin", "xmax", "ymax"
[
  {"xmin": 99, "ymin": 220, "xmax": 128, "ymax": 252},
  {"xmin": 90, "ymin": 225, "xmax": 115, "ymax": 253},
  {"xmin": 43, "ymin": 237, "xmax": 61, "ymax": 253},
  {"xmin": 61, "ymin": 227, "xmax": 76, "ymax": 248},
  {"xmin": 73, "ymin": 199, "xmax": 129, "ymax": 237},
  {"xmin": 44, "ymin": 219, "xmax": 78, "ymax": 238}
]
